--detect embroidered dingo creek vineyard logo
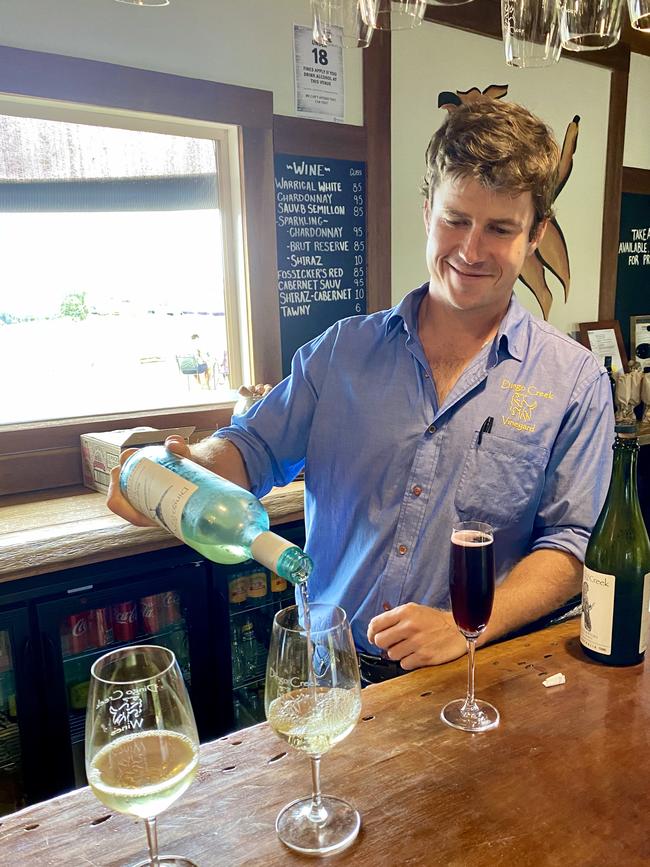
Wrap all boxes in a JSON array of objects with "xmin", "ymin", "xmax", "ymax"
[{"xmin": 500, "ymin": 378, "xmax": 554, "ymax": 433}]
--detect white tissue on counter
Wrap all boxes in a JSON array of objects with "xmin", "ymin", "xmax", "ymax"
[{"xmin": 542, "ymin": 672, "xmax": 566, "ymax": 688}]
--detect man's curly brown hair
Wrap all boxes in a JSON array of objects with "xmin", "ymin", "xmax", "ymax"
[{"xmin": 421, "ymin": 100, "xmax": 560, "ymax": 240}]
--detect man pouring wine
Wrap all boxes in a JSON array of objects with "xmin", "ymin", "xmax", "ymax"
[{"xmin": 108, "ymin": 99, "xmax": 614, "ymax": 683}]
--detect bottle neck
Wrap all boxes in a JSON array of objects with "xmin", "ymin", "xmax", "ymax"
[{"xmin": 607, "ymin": 438, "xmax": 639, "ymax": 513}]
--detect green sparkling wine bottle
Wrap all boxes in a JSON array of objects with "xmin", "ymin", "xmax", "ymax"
[
  {"xmin": 120, "ymin": 446, "xmax": 311, "ymax": 585},
  {"xmin": 580, "ymin": 424, "xmax": 650, "ymax": 665}
]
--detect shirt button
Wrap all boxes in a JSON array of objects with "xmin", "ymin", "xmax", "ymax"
[
  {"xmin": 398, "ymin": 544, "xmax": 408, "ymax": 555},
  {"xmin": 427, "ymin": 424, "xmax": 436, "ymax": 434},
  {"xmin": 412, "ymin": 485, "xmax": 422, "ymax": 497}
]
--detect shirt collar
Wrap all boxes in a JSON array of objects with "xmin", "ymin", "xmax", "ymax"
[
  {"xmin": 493, "ymin": 293, "xmax": 528, "ymax": 364},
  {"xmin": 385, "ymin": 282, "xmax": 428, "ymax": 338},
  {"xmin": 386, "ymin": 283, "xmax": 529, "ymax": 364}
]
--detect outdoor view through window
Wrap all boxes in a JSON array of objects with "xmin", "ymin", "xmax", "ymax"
[{"xmin": 1, "ymin": 113, "xmax": 238, "ymax": 425}]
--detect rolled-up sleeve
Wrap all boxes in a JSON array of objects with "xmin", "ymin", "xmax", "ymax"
[
  {"xmin": 531, "ymin": 368, "xmax": 614, "ymax": 562},
  {"xmin": 214, "ymin": 325, "xmax": 336, "ymax": 498}
]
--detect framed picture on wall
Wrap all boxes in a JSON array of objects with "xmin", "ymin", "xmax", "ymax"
[
  {"xmin": 578, "ymin": 320, "xmax": 628, "ymax": 373},
  {"xmin": 630, "ymin": 315, "xmax": 650, "ymax": 372}
]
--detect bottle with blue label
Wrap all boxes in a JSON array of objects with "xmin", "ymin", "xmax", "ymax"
[{"xmin": 120, "ymin": 446, "xmax": 311, "ymax": 585}]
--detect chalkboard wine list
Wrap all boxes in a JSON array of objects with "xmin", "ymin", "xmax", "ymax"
[{"xmin": 580, "ymin": 423, "xmax": 650, "ymax": 666}]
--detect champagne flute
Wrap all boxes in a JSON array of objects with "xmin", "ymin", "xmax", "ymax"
[
  {"xmin": 85, "ymin": 645, "xmax": 200, "ymax": 867},
  {"xmin": 265, "ymin": 603, "xmax": 362, "ymax": 856},
  {"xmin": 441, "ymin": 521, "xmax": 500, "ymax": 732}
]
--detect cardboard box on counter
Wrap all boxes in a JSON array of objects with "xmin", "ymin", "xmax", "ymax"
[{"xmin": 80, "ymin": 426, "xmax": 195, "ymax": 493}]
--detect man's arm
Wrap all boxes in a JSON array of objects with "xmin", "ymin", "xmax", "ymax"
[
  {"xmin": 367, "ymin": 548, "xmax": 581, "ymax": 668},
  {"xmin": 480, "ymin": 548, "xmax": 581, "ymax": 644},
  {"xmin": 106, "ymin": 435, "xmax": 250, "ymax": 526}
]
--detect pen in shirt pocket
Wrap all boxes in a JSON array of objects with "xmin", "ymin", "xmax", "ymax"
[{"xmin": 477, "ymin": 416, "xmax": 493, "ymax": 446}]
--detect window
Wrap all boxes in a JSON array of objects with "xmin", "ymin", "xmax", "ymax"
[
  {"xmin": 0, "ymin": 50, "xmax": 278, "ymax": 496},
  {"xmin": 1, "ymin": 108, "xmax": 247, "ymax": 426}
]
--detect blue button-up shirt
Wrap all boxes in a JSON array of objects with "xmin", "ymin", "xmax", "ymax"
[{"xmin": 216, "ymin": 284, "xmax": 614, "ymax": 651}]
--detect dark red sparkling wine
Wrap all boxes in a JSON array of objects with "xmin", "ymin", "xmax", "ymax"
[{"xmin": 450, "ymin": 529, "xmax": 495, "ymax": 636}]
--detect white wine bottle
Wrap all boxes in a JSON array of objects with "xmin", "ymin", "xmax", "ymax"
[
  {"xmin": 120, "ymin": 446, "xmax": 311, "ymax": 585},
  {"xmin": 580, "ymin": 423, "xmax": 650, "ymax": 665}
]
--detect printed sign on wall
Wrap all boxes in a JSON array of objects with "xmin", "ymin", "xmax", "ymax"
[
  {"xmin": 293, "ymin": 24, "xmax": 344, "ymax": 123},
  {"xmin": 615, "ymin": 191, "xmax": 650, "ymax": 360},
  {"xmin": 275, "ymin": 154, "xmax": 367, "ymax": 376}
]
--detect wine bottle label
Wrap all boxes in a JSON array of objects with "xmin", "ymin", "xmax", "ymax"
[
  {"xmin": 124, "ymin": 457, "xmax": 198, "ymax": 541},
  {"xmin": 639, "ymin": 572, "xmax": 650, "ymax": 654},
  {"xmin": 229, "ymin": 575, "xmax": 249, "ymax": 605},
  {"xmin": 270, "ymin": 572, "xmax": 288, "ymax": 593},
  {"xmin": 247, "ymin": 571, "xmax": 268, "ymax": 599},
  {"xmin": 580, "ymin": 567, "xmax": 615, "ymax": 655}
]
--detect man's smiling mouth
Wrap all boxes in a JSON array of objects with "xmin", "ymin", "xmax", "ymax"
[{"xmin": 447, "ymin": 261, "xmax": 492, "ymax": 279}]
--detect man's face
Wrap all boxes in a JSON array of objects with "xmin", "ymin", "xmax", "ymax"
[{"xmin": 423, "ymin": 174, "xmax": 545, "ymax": 317}]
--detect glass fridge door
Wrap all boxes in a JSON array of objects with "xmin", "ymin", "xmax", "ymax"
[
  {"xmin": 228, "ymin": 566, "xmax": 296, "ymax": 729},
  {"xmin": 60, "ymin": 590, "xmax": 193, "ymax": 786},
  {"xmin": 37, "ymin": 559, "xmax": 210, "ymax": 798},
  {"xmin": 0, "ymin": 628, "xmax": 24, "ymax": 815}
]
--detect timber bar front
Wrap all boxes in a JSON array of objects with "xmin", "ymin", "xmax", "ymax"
[{"xmin": 3, "ymin": 619, "xmax": 648, "ymax": 866}]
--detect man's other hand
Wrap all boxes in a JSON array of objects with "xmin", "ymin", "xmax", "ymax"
[
  {"xmin": 106, "ymin": 435, "xmax": 191, "ymax": 527},
  {"xmin": 367, "ymin": 603, "xmax": 466, "ymax": 669}
]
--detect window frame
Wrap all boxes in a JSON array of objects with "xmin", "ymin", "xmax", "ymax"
[{"xmin": 0, "ymin": 45, "xmax": 280, "ymax": 496}]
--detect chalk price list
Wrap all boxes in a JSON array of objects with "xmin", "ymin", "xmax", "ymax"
[{"xmin": 275, "ymin": 156, "xmax": 367, "ymax": 330}]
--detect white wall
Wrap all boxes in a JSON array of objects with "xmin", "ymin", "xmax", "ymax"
[
  {"xmin": 392, "ymin": 23, "xmax": 611, "ymax": 335},
  {"xmin": 0, "ymin": 0, "xmax": 364, "ymax": 125},
  {"xmin": 624, "ymin": 52, "xmax": 650, "ymax": 170}
]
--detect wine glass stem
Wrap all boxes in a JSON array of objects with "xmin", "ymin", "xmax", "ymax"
[
  {"xmin": 466, "ymin": 637, "xmax": 476, "ymax": 708},
  {"xmin": 144, "ymin": 816, "xmax": 161, "ymax": 867},
  {"xmin": 308, "ymin": 755, "xmax": 327, "ymax": 823}
]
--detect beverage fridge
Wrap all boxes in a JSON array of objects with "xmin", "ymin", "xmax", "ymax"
[
  {"xmin": 0, "ymin": 519, "xmax": 305, "ymax": 812},
  {"xmin": 33, "ymin": 551, "xmax": 219, "ymax": 802},
  {"xmin": 0, "ymin": 607, "xmax": 41, "ymax": 814},
  {"xmin": 215, "ymin": 520, "xmax": 305, "ymax": 731}
]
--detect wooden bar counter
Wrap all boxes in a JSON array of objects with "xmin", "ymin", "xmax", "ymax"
[
  {"xmin": 3, "ymin": 618, "xmax": 647, "ymax": 866},
  {"xmin": 0, "ymin": 480, "xmax": 304, "ymax": 583}
]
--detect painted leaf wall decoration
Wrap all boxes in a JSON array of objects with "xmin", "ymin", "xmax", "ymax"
[
  {"xmin": 556, "ymin": 116, "xmax": 580, "ymax": 198},
  {"xmin": 535, "ymin": 218, "xmax": 571, "ymax": 302},
  {"xmin": 519, "ymin": 252, "xmax": 553, "ymax": 320}
]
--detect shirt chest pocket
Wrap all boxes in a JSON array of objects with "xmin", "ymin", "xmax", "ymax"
[{"xmin": 454, "ymin": 432, "xmax": 549, "ymax": 528}]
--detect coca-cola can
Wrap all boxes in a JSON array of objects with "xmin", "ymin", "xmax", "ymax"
[
  {"xmin": 140, "ymin": 595, "xmax": 163, "ymax": 635},
  {"xmin": 162, "ymin": 591, "xmax": 182, "ymax": 626},
  {"xmin": 67, "ymin": 612, "xmax": 91, "ymax": 654},
  {"xmin": 111, "ymin": 601, "xmax": 138, "ymax": 643},
  {"xmin": 91, "ymin": 607, "xmax": 113, "ymax": 648}
]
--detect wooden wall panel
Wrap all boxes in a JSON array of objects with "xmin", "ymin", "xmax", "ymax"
[
  {"xmin": 364, "ymin": 29, "xmax": 392, "ymax": 314},
  {"xmin": 599, "ymin": 64, "xmax": 630, "ymax": 319}
]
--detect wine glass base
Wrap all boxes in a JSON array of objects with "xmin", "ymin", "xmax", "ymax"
[
  {"xmin": 276, "ymin": 795, "xmax": 361, "ymax": 856},
  {"xmin": 440, "ymin": 698, "xmax": 500, "ymax": 732},
  {"xmin": 130, "ymin": 857, "xmax": 199, "ymax": 866}
]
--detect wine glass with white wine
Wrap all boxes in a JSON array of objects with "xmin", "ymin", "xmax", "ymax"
[
  {"xmin": 85, "ymin": 644, "xmax": 200, "ymax": 867},
  {"xmin": 265, "ymin": 603, "xmax": 362, "ymax": 856}
]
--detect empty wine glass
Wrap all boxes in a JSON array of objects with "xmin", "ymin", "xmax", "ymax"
[
  {"xmin": 441, "ymin": 521, "xmax": 500, "ymax": 732},
  {"xmin": 86, "ymin": 645, "xmax": 200, "ymax": 867},
  {"xmin": 265, "ymin": 603, "xmax": 362, "ymax": 856}
]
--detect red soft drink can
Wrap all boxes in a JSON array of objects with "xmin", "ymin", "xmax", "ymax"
[
  {"xmin": 162, "ymin": 591, "xmax": 182, "ymax": 626},
  {"xmin": 140, "ymin": 595, "xmax": 163, "ymax": 635},
  {"xmin": 91, "ymin": 607, "xmax": 113, "ymax": 648},
  {"xmin": 111, "ymin": 601, "xmax": 138, "ymax": 642},
  {"xmin": 68, "ymin": 612, "xmax": 91, "ymax": 654}
]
